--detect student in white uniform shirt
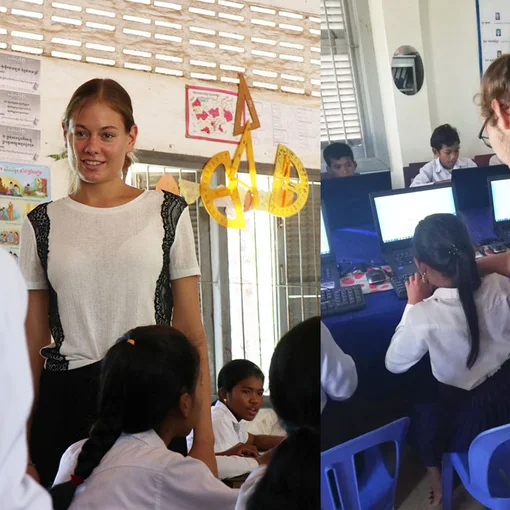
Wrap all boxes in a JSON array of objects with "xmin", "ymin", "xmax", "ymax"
[
  {"xmin": 187, "ymin": 360, "xmax": 284, "ymax": 479},
  {"xmin": 50, "ymin": 325, "xmax": 237, "ymax": 510},
  {"xmin": 410, "ymin": 124, "xmax": 477, "ymax": 187},
  {"xmin": 385, "ymin": 214, "xmax": 510, "ymax": 506},
  {"xmin": 321, "ymin": 321, "xmax": 357, "ymax": 412},
  {"xmin": 0, "ymin": 248, "xmax": 52, "ymax": 510},
  {"xmin": 236, "ymin": 317, "xmax": 320, "ymax": 510}
]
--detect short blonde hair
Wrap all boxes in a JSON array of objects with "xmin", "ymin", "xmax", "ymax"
[{"xmin": 480, "ymin": 54, "xmax": 510, "ymax": 124}]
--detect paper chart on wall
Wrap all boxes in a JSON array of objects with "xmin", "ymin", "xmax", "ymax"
[
  {"xmin": 0, "ymin": 90, "xmax": 40, "ymax": 128},
  {"xmin": 185, "ymin": 85, "xmax": 242, "ymax": 144},
  {"xmin": 250, "ymin": 102, "xmax": 320, "ymax": 155},
  {"xmin": 477, "ymin": 0, "xmax": 510, "ymax": 73},
  {"xmin": 0, "ymin": 125, "xmax": 40, "ymax": 163},
  {"xmin": 0, "ymin": 53, "xmax": 40, "ymax": 93}
]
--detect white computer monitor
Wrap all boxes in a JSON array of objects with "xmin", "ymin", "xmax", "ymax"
[
  {"xmin": 373, "ymin": 186, "xmax": 456, "ymax": 245},
  {"xmin": 491, "ymin": 177, "xmax": 510, "ymax": 224},
  {"xmin": 321, "ymin": 210, "xmax": 330, "ymax": 255}
]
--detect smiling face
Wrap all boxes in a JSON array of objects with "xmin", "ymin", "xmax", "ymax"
[
  {"xmin": 64, "ymin": 100, "xmax": 137, "ymax": 186},
  {"xmin": 222, "ymin": 375, "xmax": 264, "ymax": 422}
]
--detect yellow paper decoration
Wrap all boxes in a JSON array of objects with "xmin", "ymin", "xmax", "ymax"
[
  {"xmin": 156, "ymin": 174, "xmax": 180, "ymax": 195},
  {"xmin": 268, "ymin": 144, "xmax": 309, "ymax": 217},
  {"xmin": 200, "ymin": 122, "xmax": 259, "ymax": 229}
]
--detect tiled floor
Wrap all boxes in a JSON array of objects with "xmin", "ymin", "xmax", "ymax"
[{"xmin": 396, "ymin": 449, "xmax": 486, "ymax": 510}]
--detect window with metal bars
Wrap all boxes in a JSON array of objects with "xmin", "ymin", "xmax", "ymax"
[
  {"xmin": 128, "ymin": 162, "xmax": 320, "ymax": 391},
  {"xmin": 320, "ymin": 0, "xmax": 365, "ymax": 151}
]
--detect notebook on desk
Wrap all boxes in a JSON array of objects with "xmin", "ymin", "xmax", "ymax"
[
  {"xmin": 369, "ymin": 184, "xmax": 457, "ymax": 280},
  {"xmin": 489, "ymin": 174, "xmax": 510, "ymax": 243},
  {"xmin": 452, "ymin": 164, "xmax": 509, "ymax": 211},
  {"xmin": 321, "ymin": 171, "xmax": 392, "ymax": 230}
]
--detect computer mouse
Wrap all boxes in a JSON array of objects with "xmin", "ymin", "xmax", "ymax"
[{"xmin": 367, "ymin": 269, "xmax": 387, "ymax": 285}]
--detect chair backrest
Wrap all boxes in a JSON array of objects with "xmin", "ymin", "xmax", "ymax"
[
  {"xmin": 468, "ymin": 423, "xmax": 510, "ymax": 496},
  {"xmin": 321, "ymin": 417, "xmax": 409, "ymax": 510},
  {"xmin": 474, "ymin": 154, "xmax": 494, "ymax": 167},
  {"xmin": 404, "ymin": 163, "xmax": 427, "ymax": 187}
]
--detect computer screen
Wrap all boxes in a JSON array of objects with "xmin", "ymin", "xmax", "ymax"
[
  {"xmin": 374, "ymin": 186, "xmax": 456, "ymax": 244},
  {"xmin": 321, "ymin": 210, "xmax": 330, "ymax": 255},
  {"xmin": 491, "ymin": 177, "xmax": 510, "ymax": 223}
]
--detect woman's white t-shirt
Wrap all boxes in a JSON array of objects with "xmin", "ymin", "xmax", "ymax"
[{"xmin": 20, "ymin": 190, "xmax": 200, "ymax": 371}]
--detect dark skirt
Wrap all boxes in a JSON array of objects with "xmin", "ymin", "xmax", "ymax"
[
  {"xmin": 409, "ymin": 357, "xmax": 510, "ymax": 467},
  {"xmin": 30, "ymin": 362, "xmax": 187, "ymax": 488}
]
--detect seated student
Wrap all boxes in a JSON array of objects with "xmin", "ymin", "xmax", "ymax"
[
  {"xmin": 410, "ymin": 124, "xmax": 476, "ymax": 187},
  {"xmin": 385, "ymin": 214, "xmax": 510, "ymax": 506},
  {"xmin": 0, "ymin": 248, "xmax": 52, "ymax": 510},
  {"xmin": 321, "ymin": 321, "xmax": 357, "ymax": 413},
  {"xmin": 188, "ymin": 360, "xmax": 284, "ymax": 479},
  {"xmin": 323, "ymin": 142, "xmax": 358, "ymax": 178},
  {"xmin": 50, "ymin": 325, "xmax": 238, "ymax": 510},
  {"xmin": 236, "ymin": 317, "xmax": 320, "ymax": 510}
]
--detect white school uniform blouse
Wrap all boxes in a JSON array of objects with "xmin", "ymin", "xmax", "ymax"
[
  {"xmin": 187, "ymin": 401, "xmax": 259, "ymax": 479},
  {"xmin": 410, "ymin": 157, "xmax": 477, "ymax": 187},
  {"xmin": 0, "ymin": 248, "xmax": 52, "ymax": 510},
  {"xmin": 234, "ymin": 465, "xmax": 267, "ymax": 510},
  {"xmin": 321, "ymin": 322, "xmax": 358, "ymax": 412},
  {"xmin": 386, "ymin": 274, "xmax": 510, "ymax": 390},
  {"xmin": 53, "ymin": 430, "xmax": 238, "ymax": 510}
]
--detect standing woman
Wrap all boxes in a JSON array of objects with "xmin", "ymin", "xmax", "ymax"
[{"xmin": 20, "ymin": 78, "xmax": 215, "ymax": 488}]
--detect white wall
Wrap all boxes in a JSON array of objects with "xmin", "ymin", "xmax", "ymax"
[
  {"xmin": 365, "ymin": 0, "xmax": 489, "ymax": 186},
  {"xmin": 3, "ymin": 51, "xmax": 319, "ymax": 201}
]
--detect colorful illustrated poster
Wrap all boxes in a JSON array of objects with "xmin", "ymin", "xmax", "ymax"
[
  {"xmin": 0, "ymin": 53, "xmax": 40, "ymax": 93},
  {"xmin": 0, "ymin": 90, "xmax": 40, "ymax": 128},
  {"xmin": 477, "ymin": 1, "xmax": 510, "ymax": 73},
  {"xmin": 0, "ymin": 125, "xmax": 40, "ymax": 163},
  {"xmin": 0, "ymin": 161, "xmax": 50, "ymax": 262},
  {"xmin": 185, "ymin": 85, "xmax": 242, "ymax": 144}
]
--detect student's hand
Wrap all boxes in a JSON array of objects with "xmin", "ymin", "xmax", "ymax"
[
  {"xmin": 217, "ymin": 443, "xmax": 260, "ymax": 458},
  {"xmin": 26, "ymin": 463, "xmax": 40, "ymax": 483},
  {"xmin": 256, "ymin": 448, "xmax": 274, "ymax": 466},
  {"xmin": 405, "ymin": 273, "xmax": 433, "ymax": 305}
]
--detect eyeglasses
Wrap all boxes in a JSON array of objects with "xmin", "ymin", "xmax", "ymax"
[{"xmin": 479, "ymin": 117, "xmax": 492, "ymax": 148}]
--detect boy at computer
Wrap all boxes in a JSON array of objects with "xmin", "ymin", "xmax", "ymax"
[
  {"xmin": 323, "ymin": 142, "xmax": 358, "ymax": 178},
  {"xmin": 410, "ymin": 124, "xmax": 477, "ymax": 187}
]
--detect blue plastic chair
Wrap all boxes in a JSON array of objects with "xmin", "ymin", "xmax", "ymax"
[
  {"xmin": 321, "ymin": 417, "xmax": 409, "ymax": 510},
  {"xmin": 442, "ymin": 423, "xmax": 510, "ymax": 510}
]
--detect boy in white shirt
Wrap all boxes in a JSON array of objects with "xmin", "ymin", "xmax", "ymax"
[{"xmin": 410, "ymin": 124, "xmax": 477, "ymax": 187}]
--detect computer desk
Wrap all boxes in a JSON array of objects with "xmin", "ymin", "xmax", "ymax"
[{"xmin": 321, "ymin": 209, "xmax": 495, "ymax": 451}]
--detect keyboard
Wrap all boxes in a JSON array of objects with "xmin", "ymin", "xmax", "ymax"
[{"xmin": 320, "ymin": 285, "xmax": 366, "ymax": 316}]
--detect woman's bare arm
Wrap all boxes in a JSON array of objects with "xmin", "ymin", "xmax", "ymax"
[{"xmin": 171, "ymin": 276, "xmax": 218, "ymax": 477}]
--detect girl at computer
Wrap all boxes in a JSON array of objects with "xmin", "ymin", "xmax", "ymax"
[{"xmin": 385, "ymin": 213, "xmax": 510, "ymax": 506}]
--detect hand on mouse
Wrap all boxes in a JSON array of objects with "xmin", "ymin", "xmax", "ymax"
[{"xmin": 405, "ymin": 272, "xmax": 433, "ymax": 305}]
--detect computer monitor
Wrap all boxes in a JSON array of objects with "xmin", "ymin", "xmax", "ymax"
[
  {"xmin": 370, "ymin": 183, "xmax": 457, "ymax": 250},
  {"xmin": 321, "ymin": 170, "xmax": 392, "ymax": 230},
  {"xmin": 489, "ymin": 174, "xmax": 510, "ymax": 226},
  {"xmin": 452, "ymin": 164, "xmax": 510, "ymax": 211},
  {"xmin": 321, "ymin": 209, "xmax": 330, "ymax": 255}
]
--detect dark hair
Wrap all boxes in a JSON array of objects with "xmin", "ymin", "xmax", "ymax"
[
  {"xmin": 247, "ymin": 316, "xmax": 320, "ymax": 510},
  {"xmin": 64, "ymin": 78, "xmax": 136, "ymax": 177},
  {"xmin": 430, "ymin": 124, "xmax": 460, "ymax": 151},
  {"xmin": 217, "ymin": 359, "xmax": 264, "ymax": 394},
  {"xmin": 50, "ymin": 325, "xmax": 200, "ymax": 510},
  {"xmin": 414, "ymin": 214, "xmax": 481, "ymax": 368},
  {"xmin": 323, "ymin": 142, "xmax": 354, "ymax": 166}
]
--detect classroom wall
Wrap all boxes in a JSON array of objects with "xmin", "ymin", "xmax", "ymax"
[
  {"xmin": 365, "ymin": 0, "xmax": 491, "ymax": 187},
  {"xmin": 27, "ymin": 54, "xmax": 318, "ymax": 200}
]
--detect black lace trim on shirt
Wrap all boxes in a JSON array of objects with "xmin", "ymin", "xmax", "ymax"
[
  {"xmin": 155, "ymin": 191, "xmax": 187, "ymax": 324},
  {"xmin": 28, "ymin": 203, "xmax": 69, "ymax": 371}
]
